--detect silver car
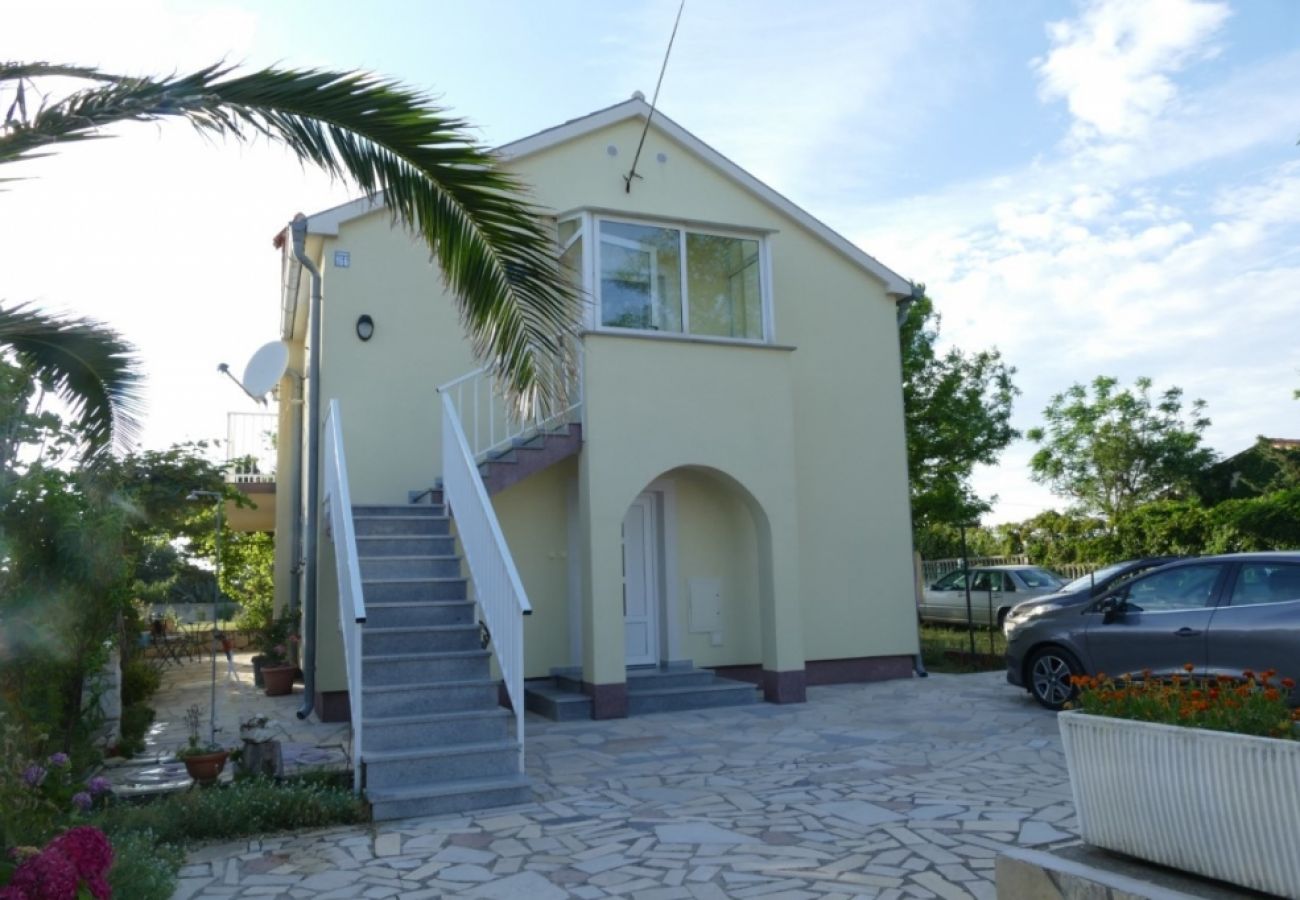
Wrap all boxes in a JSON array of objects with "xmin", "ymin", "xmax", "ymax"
[
  {"xmin": 1005, "ymin": 552, "xmax": 1300, "ymax": 709},
  {"xmin": 920, "ymin": 565, "xmax": 1065, "ymax": 629}
]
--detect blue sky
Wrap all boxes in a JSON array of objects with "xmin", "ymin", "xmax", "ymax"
[{"xmin": 5, "ymin": 0, "xmax": 1299, "ymax": 522}]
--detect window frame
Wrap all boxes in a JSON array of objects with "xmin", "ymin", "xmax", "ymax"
[{"xmin": 567, "ymin": 212, "xmax": 774, "ymax": 344}]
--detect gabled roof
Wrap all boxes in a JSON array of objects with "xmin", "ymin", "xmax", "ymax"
[{"xmin": 305, "ymin": 97, "xmax": 910, "ymax": 295}]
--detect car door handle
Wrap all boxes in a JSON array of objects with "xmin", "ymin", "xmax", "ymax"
[{"xmin": 1175, "ymin": 627, "xmax": 1202, "ymax": 637}]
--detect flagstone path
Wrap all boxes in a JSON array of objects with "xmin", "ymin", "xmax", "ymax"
[{"xmin": 173, "ymin": 671, "xmax": 1077, "ymax": 899}]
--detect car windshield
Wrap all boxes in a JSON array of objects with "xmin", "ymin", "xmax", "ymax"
[
  {"xmin": 1062, "ymin": 562, "xmax": 1131, "ymax": 593},
  {"xmin": 1017, "ymin": 567, "xmax": 1064, "ymax": 589}
]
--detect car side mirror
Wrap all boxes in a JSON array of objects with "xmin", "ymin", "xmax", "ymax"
[{"xmin": 1099, "ymin": 595, "xmax": 1126, "ymax": 625}]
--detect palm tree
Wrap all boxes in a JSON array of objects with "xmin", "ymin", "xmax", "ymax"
[
  {"xmin": 1, "ymin": 61, "xmax": 579, "ymax": 451},
  {"xmin": 0, "ymin": 304, "xmax": 142, "ymax": 458}
]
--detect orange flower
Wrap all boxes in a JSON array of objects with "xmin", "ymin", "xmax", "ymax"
[
  {"xmin": 1243, "ymin": 669, "xmax": 1255, "ymax": 680},
  {"xmin": 1282, "ymin": 678, "xmax": 1296, "ymax": 690},
  {"xmin": 1182, "ymin": 662, "xmax": 1195, "ymax": 673},
  {"xmin": 1264, "ymin": 688, "xmax": 1280, "ymax": 702}
]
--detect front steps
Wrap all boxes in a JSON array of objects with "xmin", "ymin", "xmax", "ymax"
[
  {"xmin": 523, "ymin": 663, "xmax": 761, "ymax": 721},
  {"xmin": 353, "ymin": 500, "xmax": 530, "ymax": 821}
]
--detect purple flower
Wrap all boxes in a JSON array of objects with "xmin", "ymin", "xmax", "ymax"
[
  {"xmin": 21, "ymin": 765, "xmax": 46, "ymax": 788},
  {"xmin": 87, "ymin": 776, "xmax": 111, "ymax": 795},
  {"xmin": 71, "ymin": 791, "xmax": 93, "ymax": 812},
  {"xmin": 47, "ymin": 752, "xmax": 70, "ymax": 768}
]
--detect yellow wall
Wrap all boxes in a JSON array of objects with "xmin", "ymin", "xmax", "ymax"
[
  {"xmin": 315, "ymin": 219, "xmax": 479, "ymax": 504},
  {"xmin": 513, "ymin": 118, "xmax": 918, "ymax": 668},
  {"xmin": 670, "ymin": 468, "xmax": 762, "ymax": 667},
  {"xmin": 491, "ymin": 457, "xmax": 576, "ymax": 678}
]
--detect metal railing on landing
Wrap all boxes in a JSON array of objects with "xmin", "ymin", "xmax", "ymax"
[
  {"xmin": 226, "ymin": 411, "xmax": 277, "ymax": 483},
  {"xmin": 438, "ymin": 390, "xmax": 533, "ymax": 774},
  {"xmin": 436, "ymin": 362, "xmax": 583, "ymax": 464},
  {"xmin": 322, "ymin": 400, "xmax": 366, "ymax": 793}
]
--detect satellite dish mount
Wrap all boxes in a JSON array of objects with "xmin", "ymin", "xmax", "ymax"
[{"xmin": 219, "ymin": 340, "xmax": 290, "ymax": 405}]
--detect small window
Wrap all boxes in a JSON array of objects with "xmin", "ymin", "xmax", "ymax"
[
  {"xmin": 1017, "ymin": 568, "xmax": 1062, "ymax": 589},
  {"xmin": 933, "ymin": 570, "xmax": 967, "ymax": 590},
  {"xmin": 1229, "ymin": 563, "xmax": 1300, "ymax": 606},
  {"xmin": 1126, "ymin": 564, "xmax": 1224, "ymax": 612},
  {"xmin": 971, "ymin": 571, "xmax": 993, "ymax": 592}
]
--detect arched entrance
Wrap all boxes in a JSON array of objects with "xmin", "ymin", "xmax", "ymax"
[{"xmin": 575, "ymin": 460, "xmax": 806, "ymax": 717}]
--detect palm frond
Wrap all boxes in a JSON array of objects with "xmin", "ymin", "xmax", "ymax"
[
  {"xmin": 0, "ymin": 303, "xmax": 143, "ymax": 457},
  {"xmin": 1, "ymin": 62, "xmax": 580, "ymax": 415}
]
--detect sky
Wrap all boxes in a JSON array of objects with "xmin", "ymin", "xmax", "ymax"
[{"xmin": 4, "ymin": 0, "xmax": 1299, "ymax": 524}]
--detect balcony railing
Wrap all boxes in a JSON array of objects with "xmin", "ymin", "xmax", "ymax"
[{"xmin": 226, "ymin": 411, "xmax": 277, "ymax": 484}]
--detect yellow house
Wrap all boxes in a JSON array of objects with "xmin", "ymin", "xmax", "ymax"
[{"xmin": 272, "ymin": 97, "xmax": 919, "ymax": 819}]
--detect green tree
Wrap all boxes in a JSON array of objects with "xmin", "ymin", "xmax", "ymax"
[
  {"xmin": 1, "ymin": 60, "xmax": 579, "ymax": 433},
  {"xmin": 899, "ymin": 291, "xmax": 1019, "ymax": 529},
  {"xmin": 1027, "ymin": 376, "xmax": 1215, "ymax": 525}
]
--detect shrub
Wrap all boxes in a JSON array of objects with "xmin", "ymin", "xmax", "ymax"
[
  {"xmin": 105, "ymin": 830, "xmax": 182, "ymax": 900},
  {"xmin": 1070, "ymin": 665, "xmax": 1299, "ymax": 739},
  {"xmin": 120, "ymin": 659, "xmax": 162, "ymax": 707},
  {"xmin": 113, "ymin": 704, "xmax": 155, "ymax": 759},
  {"xmin": 94, "ymin": 776, "xmax": 366, "ymax": 845}
]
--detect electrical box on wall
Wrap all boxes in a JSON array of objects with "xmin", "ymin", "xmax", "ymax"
[{"xmin": 688, "ymin": 577, "xmax": 722, "ymax": 637}]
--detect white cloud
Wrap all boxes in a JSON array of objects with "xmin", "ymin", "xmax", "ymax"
[{"xmin": 1035, "ymin": 0, "xmax": 1230, "ymax": 141}]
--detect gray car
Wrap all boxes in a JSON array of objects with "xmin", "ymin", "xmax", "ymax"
[
  {"xmin": 1005, "ymin": 552, "xmax": 1300, "ymax": 709},
  {"xmin": 920, "ymin": 565, "xmax": 1065, "ymax": 629}
]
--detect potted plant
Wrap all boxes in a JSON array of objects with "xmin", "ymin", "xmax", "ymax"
[
  {"xmin": 176, "ymin": 705, "xmax": 228, "ymax": 786},
  {"xmin": 1059, "ymin": 666, "xmax": 1300, "ymax": 897},
  {"xmin": 254, "ymin": 611, "xmax": 299, "ymax": 697}
]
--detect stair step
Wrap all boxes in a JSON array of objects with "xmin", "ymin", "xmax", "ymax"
[
  {"xmin": 627, "ymin": 680, "xmax": 760, "ymax": 715},
  {"xmin": 364, "ymin": 739, "xmax": 519, "ymax": 788},
  {"xmin": 362, "ymin": 623, "xmax": 480, "ymax": 655},
  {"xmin": 360, "ymin": 554, "xmax": 461, "ymax": 579},
  {"xmin": 352, "ymin": 504, "xmax": 443, "ymax": 516},
  {"xmin": 356, "ymin": 522, "xmax": 452, "ymax": 543},
  {"xmin": 362, "ymin": 679, "xmax": 500, "ymax": 716},
  {"xmin": 356, "ymin": 535, "xmax": 454, "ymax": 555},
  {"xmin": 363, "ymin": 578, "xmax": 468, "ymax": 603},
  {"xmin": 523, "ymin": 680, "xmax": 593, "ymax": 721},
  {"xmin": 362, "ymin": 650, "xmax": 490, "ymax": 685},
  {"xmin": 367, "ymin": 773, "xmax": 531, "ymax": 821},
  {"xmin": 364, "ymin": 601, "xmax": 474, "ymax": 628},
  {"xmin": 353, "ymin": 515, "xmax": 450, "ymax": 538},
  {"xmin": 362, "ymin": 707, "xmax": 512, "ymax": 750}
]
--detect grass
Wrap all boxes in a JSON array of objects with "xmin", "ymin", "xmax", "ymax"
[{"xmin": 919, "ymin": 623, "xmax": 1007, "ymax": 673}]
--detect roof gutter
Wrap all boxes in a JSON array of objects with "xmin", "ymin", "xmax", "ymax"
[{"xmin": 290, "ymin": 213, "xmax": 323, "ymax": 721}]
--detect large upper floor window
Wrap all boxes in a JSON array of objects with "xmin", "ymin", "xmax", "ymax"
[{"xmin": 559, "ymin": 214, "xmax": 771, "ymax": 343}]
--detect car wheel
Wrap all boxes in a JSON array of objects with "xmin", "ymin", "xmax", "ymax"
[{"xmin": 1027, "ymin": 646, "xmax": 1082, "ymax": 711}]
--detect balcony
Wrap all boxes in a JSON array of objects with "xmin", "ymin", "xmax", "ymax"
[{"xmin": 226, "ymin": 411, "xmax": 277, "ymax": 532}]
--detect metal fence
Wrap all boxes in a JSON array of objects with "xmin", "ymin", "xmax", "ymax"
[
  {"xmin": 921, "ymin": 555, "xmax": 1099, "ymax": 585},
  {"xmin": 226, "ymin": 411, "xmax": 277, "ymax": 483}
]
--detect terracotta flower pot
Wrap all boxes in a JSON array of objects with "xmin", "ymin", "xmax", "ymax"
[
  {"xmin": 181, "ymin": 750, "xmax": 229, "ymax": 786},
  {"xmin": 262, "ymin": 664, "xmax": 296, "ymax": 696}
]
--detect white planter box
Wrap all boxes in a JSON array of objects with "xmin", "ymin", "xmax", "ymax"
[{"xmin": 1059, "ymin": 710, "xmax": 1300, "ymax": 899}]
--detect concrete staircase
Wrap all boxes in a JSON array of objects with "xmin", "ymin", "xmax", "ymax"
[
  {"xmin": 353, "ymin": 498, "xmax": 529, "ymax": 821},
  {"xmin": 524, "ymin": 663, "xmax": 761, "ymax": 721},
  {"xmin": 476, "ymin": 424, "xmax": 582, "ymax": 495}
]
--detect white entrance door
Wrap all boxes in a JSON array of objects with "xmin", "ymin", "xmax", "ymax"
[{"xmin": 622, "ymin": 494, "xmax": 659, "ymax": 667}]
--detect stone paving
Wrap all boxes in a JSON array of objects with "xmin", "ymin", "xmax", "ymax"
[
  {"xmin": 173, "ymin": 671, "xmax": 1077, "ymax": 899},
  {"xmin": 104, "ymin": 651, "xmax": 349, "ymax": 795}
]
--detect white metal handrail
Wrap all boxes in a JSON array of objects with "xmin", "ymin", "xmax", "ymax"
[
  {"xmin": 225, "ymin": 411, "xmax": 277, "ymax": 483},
  {"xmin": 440, "ymin": 392, "xmax": 531, "ymax": 772},
  {"xmin": 322, "ymin": 399, "xmax": 366, "ymax": 792},
  {"xmin": 437, "ymin": 360, "xmax": 583, "ymax": 464}
]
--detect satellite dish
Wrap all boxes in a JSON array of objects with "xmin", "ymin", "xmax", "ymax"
[{"xmin": 241, "ymin": 341, "xmax": 290, "ymax": 400}]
